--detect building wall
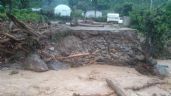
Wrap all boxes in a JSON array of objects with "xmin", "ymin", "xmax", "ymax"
[{"xmin": 85, "ymin": 10, "xmax": 103, "ymax": 18}]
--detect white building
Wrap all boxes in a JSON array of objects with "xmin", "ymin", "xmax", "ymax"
[
  {"xmin": 31, "ymin": 8, "xmax": 42, "ymax": 12},
  {"xmin": 84, "ymin": 10, "xmax": 102, "ymax": 18},
  {"xmin": 54, "ymin": 4, "xmax": 71, "ymax": 17}
]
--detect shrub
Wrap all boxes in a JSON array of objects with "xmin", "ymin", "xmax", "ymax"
[
  {"xmin": 0, "ymin": 6, "xmax": 7, "ymax": 21},
  {"xmin": 13, "ymin": 9, "xmax": 42, "ymax": 22}
]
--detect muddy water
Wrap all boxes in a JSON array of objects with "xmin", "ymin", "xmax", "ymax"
[{"xmin": 0, "ymin": 64, "xmax": 170, "ymax": 96}]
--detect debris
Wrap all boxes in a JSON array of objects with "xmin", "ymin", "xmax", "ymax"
[
  {"xmin": 48, "ymin": 47, "xmax": 55, "ymax": 51},
  {"xmin": 56, "ymin": 52, "xmax": 96, "ymax": 60},
  {"xmin": 0, "ymin": 14, "xmax": 43, "ymax": 65},
  {"xmin": 0, "ymin": 13, "xmax": 161, "ymax": 76},
  {"xmin": 6, "ymin": 13, "xmax": 40, "ymax": 37}
]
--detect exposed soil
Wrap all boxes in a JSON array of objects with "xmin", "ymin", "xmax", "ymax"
[
  {"xmin": 40, "ymin": 27, "xmax": 143, "ymax": 67},
  {"xmin": 0, "ymin": 63, "xmax": 170, "ymax": 96}
]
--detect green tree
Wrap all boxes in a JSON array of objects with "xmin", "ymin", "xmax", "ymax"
[
  {"xmin": 130, "ymin": 2, "xmax": 171, "ymax": 57},
  {"xmin": 91, "ymin": 0, "xmax": 98, "ymax": 17},
  {"xmin": 1, "ymin": 0, "xmax": 12, "ymax": 13},
  {"xmin": 77, "ymin": 0, "xmax": 91, "ymax": 13},
  {"xmin": 116, "ymin": 3, "xmax": 133, "ymax": 16},
  {"xmin": 19, "ymin": 0, "xmax": 30, "ymax": 9}
]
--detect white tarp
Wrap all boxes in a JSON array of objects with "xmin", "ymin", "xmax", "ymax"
[{"xmin": 54, "ymin": 4, "xmax": 71, "ymax": 17}]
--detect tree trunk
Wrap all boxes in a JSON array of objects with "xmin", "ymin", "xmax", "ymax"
[
  {"xmin": 8, "ymin": 0, "xmax": 12, "ymax": 14},
  {"xmin": 19, "ymin": 0, "xmax": 30, "ymax": 9}
]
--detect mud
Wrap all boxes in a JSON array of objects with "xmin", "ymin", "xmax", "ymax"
[{"xmin": 0, "ymin": 64, "xmax": 170, "ymax": 96}]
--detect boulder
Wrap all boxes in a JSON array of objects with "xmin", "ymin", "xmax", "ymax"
[
  {"xmin": 23, "ymin": 53, "xmax": 48, "ymax": 72},
  {"xmin": 47, "ymin": 61, "xmax": 70, "ymax": 71}
]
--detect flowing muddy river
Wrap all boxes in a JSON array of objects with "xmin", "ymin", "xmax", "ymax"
[{"xmin": 0, "ymin": 63, "xmax": 171, "ymax": 96}]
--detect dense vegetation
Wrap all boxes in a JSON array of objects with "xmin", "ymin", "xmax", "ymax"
[
  {"xmin": 130, "ymin": 1, "xmax": 171, "ymax": 57},
  {"xmin": 0, "ymin": 0, "xmax": 42, "ymax": 22},
  {"xmin": 0, "ymin": 0, "xmax": 171, "ymax": 57}
]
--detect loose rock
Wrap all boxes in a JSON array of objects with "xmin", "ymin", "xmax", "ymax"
[{"xmin": 23, "ymin": 53, "xmax": 48, "ymax": 72}]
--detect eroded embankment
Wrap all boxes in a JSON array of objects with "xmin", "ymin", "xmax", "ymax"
[
  {"xmin": 0, "ymin": 23, "xmax": 154, "ymax": 74},
  {"xmin": 41, "ymin": 28, "xmax": 144, "ymax": 67}
]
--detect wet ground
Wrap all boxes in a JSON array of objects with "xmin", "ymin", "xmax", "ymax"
[{"xmin": 0, "ymin": 61, "xmax": 170, "ymax": 96}]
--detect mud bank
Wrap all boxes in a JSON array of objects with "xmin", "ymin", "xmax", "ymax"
[{"xmin": 42, "ymin": 28, "xmax": 143, "ymax": 67}]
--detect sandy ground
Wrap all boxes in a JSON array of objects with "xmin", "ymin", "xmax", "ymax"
[{"xmin": 0, "ymin": 63, "xmax": 171, "ymax": 96}]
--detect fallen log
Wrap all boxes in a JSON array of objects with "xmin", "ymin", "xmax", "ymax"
[
  {"xmin": 2, "ymin": 33, "xmax": 20, "ymax": 41},
  {"xmin": 106, "ymin": 79, "xmax": 139, "ymax": 96},
  {"xmin": 56, "ymin": 52, "xmax": 91, "ymax": 60},
  {"xmin": 41, "ymin": 53, "xmax": 90, "ymax": 63},
  {"xmin": 0, "ymin": 38, "xmax": 10, "ymax": 43},
  {"xmin": 41, "ymin": 52, "xmax": 93, "ymax": 62},
  {"xmin": 11, "ymin": 29, "xmax": 22, "ymax": 33},
  {"xmin": 73, "ymin": 92, "xmax": 114, "ymax": 96},
  {"xmin": 0, "ymin": 48, "xmax": 15, "ymax": 54},
  {"xmin": 6, "ymin": 13, "xmax": 40, "ymax": 37},
  {"xmin": 125, "ymin": 81, "xmax": 168, "ymax": 91},
  {"xmin": 106, "ymin": 79, "xmax": 127, "ymax": 96}
]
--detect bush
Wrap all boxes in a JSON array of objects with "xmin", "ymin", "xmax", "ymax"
[
  {"xmin": 0, "ymin": 12, "xmax": 7, "ymax": 21},
  {"xmin": 0, "ymin": 6, "xmax": 7, "ymax": 21},
  {"xmin": 13, "ymin": 9, "xmax": 42, "ymax": 22},
  {"xmin": 72, "ymin": 9, "xmax": 83, "ymax": 18},
  {"xmin": 115, "ymin": 3, "xmax": 133, "ymax": 16},
  {"xmin": 0, "ymin": 8, "xmax": 42, "ymax": 22}
]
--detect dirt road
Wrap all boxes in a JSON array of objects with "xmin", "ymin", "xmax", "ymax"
[{"xmin": 0, "ymin": 64, "xmax": 170, "ymax": 96}]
